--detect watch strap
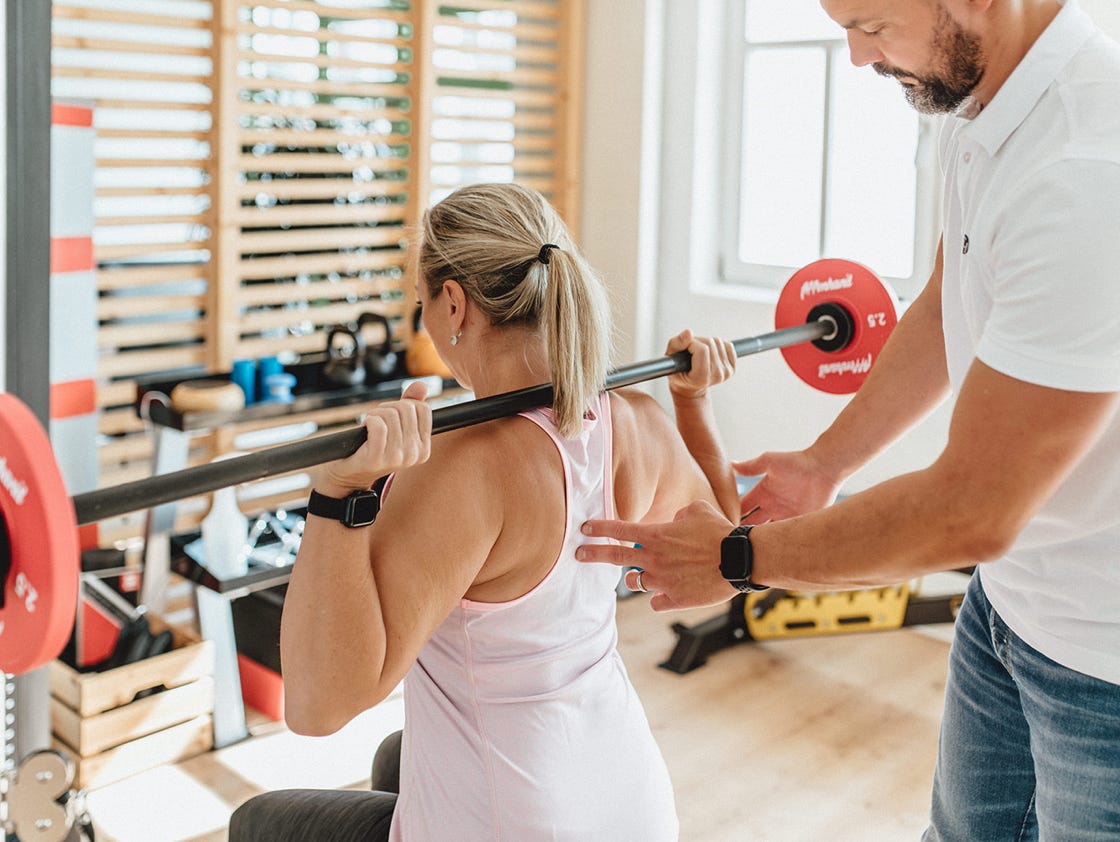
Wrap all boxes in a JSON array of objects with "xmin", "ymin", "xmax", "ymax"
[
  {"xmin": 307, "ymin": 487, "xmax": 380, "ymax": 527},
  {"xmin": 721, "ymin": 524, "xmax": 768, "ymax": 593}
]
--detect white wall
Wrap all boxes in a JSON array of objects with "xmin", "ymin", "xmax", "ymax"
[
  {"xmin": 581, "ymin": 1, "xmax": 1120, "ymax": 494},
  {"xmin": 578, "ymin": 0, "xmax": 662, "ymax": 367}
]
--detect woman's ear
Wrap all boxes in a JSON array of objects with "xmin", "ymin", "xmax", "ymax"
[{"xmin": 443, "ymin": 279, "xmax": 468, "ymax": 332}]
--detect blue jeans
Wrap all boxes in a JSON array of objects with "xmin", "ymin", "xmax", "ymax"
[{"xmin": 924, "ymin": 575, "xmax": 1120, "ymax": 841}]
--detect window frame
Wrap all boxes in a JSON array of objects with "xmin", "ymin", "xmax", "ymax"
[{"xmin": 717, "ymin": 0, "xmax": 942, "ymax": 300}]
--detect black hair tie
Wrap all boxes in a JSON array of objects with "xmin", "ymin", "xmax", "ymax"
[{"xmin": 538, "ymin": 243, "xmax": 560, "ymax": 265}]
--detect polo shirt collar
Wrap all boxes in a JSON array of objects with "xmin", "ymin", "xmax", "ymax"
[{"xmin": 960, "ymin": 0, "xmax": 1096, "ymax": 155}]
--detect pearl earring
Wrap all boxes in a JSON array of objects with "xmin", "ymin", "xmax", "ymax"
[{"xmin": 450, "ymin": 332, "xmax": 461, "ymax": 346}]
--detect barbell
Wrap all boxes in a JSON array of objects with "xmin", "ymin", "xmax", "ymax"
[{"xmin": 0, "ymin": 258, "xmax": 898, "ymax": 675}]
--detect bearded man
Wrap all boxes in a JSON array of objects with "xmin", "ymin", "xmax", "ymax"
[{"xmin": 580, "ymin": 3, "xmax": 1120, "ymax": 838}]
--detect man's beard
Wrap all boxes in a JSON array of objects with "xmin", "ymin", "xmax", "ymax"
[{"xmin": 874, "ymin": 6, "xmax": 985, "ymax": 114}]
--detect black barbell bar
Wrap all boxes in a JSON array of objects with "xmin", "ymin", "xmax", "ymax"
[{"xmin": 71, "ymin": 321, "xmax": 830, "ymax": 525}]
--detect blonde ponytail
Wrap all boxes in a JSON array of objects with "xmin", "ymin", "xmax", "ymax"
[
  {"xmin": 419, "ymin": 183, "xmax": 612, "ymax": 437},
  {"xmin": 538, "ymin": 247, "xmax": 610, "ymax": 437}
]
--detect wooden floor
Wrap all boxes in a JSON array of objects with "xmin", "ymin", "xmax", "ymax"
[{"xmin": 83, "ymin": 595, "xmax": 952, "ymax": 842}]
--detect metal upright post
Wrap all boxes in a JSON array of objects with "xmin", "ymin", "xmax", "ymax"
[{"xmin": 5, "ymin": 0, "xmax": 53, "ymax": 766}]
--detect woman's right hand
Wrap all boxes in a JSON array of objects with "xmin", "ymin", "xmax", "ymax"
[
  {"xmin": 316, "ymin": 381, "xmax": 433, "ymax": 496},
  {"xmin": 734, "ymin": 448, "xmax": 843, "ymax": 525}
]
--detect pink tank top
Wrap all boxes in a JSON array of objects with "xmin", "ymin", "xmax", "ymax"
[{"xmin": 389, "ymin": 393, "xmax": 678, "ymax": 841}]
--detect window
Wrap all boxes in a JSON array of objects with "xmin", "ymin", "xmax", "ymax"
[{"xmin": 720, "ymin": 0, "xmax": 939, "ymax": 297}]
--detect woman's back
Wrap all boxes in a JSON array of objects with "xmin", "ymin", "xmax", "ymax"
[{"xmin": 390, "ymin": 393, "xmax": 681, "ymax": 841}]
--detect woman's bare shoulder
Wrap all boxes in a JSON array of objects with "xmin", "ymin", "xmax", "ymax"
[{"xmin": 608, "ymin": 388, "xmax": 678, "ymax": 446}]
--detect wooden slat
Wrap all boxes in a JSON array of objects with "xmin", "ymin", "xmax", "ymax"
[
  {"xmin": 232, "ymin": 21, "xmax": 409, "ymax": 50},
  {"xmin": 238, "ymin": 301, "xmax": 395, "ymax": 333},
  {"xmin": 232, "ymin": 332, "xmax": 337, "ymax": 360},
  {"xmin": 435, "ymin": 67, "xmax": 560, "ymax": 87},
  {"xmin": 240, "ymin": 101, "xmax": 409, "ymax": 123},
  {"xmin": 94, "ymin": 98, "xmax": 212, "ymax": 112},
  {"xmin": 232, "ymin": 203, "xmax": 407, "ymax": 227},
  {"xmin": 97, "ymin": 294, "xmax": 204, "ymax": 320},
  {"xmin": 98, "ymin": 264, "xmax": 210, "ymax": 291},
  {"xmin": 236, "ymin": 128, "xmax": 409, "ymax": 148},
  {"xmin": 212, "ymin": 0, "xmax": 244, "ymax": 370},
  {"xmin": 52, "ymin": 36, "xmax": 212, "ymax": 57},
  {"xmin": 434, "ymin": 17, "xmax": 558, "ymax": 42},
  {"xmin": 52, "ymin": 65, "xmax": 213, "ymax": 85},
  {"xmin": 96, "ymin": 158, "xmax": 211, "ymax": 170},
  {"xmin": 241, "ymin": 204, "xmax": 407, "ymax": 228},
  {"xmin": 97, "ymin": 380, "xmax": 137, "ymax": 409},
  {"xmin": 97, "ymin": 436, "xmax": 154, "ymax": 467},
  {"xmin": 97, "ymin": 321, "xmax": 206, "ymax": 349},
  {"xmin": 242, "ymin": 0, "xmax": 409, "ymax": 23},
  {"xmin": 236, "ymin": 180, "xmax": 408, "ymax": 203},
  {"xmin": 98, "ymin": 213, "xmax": 214, "ymax": 227},
  {"xmin": 455, "ymin": 0, "xmax": 560, "ymax": 18},
  {"xmin": 235, "ymin": 250, "xmax": 405, "ymax": 281},
  {"xmin": 53, "ymin": 6, "xmax": 211, "ymax": 29},
  {"xmin": 433, "ymin": 41, "xmax": 557, "ymax": 64},
  {"xmin": 96, "ymin": 240, "xmax": 212, "ymax": 261},
  {"xmin": 238, "ymin": 77, "xmax": 408, "ymax": 98},
  {"xmin": 239, "ymin": 153, "xmax": 408, "ymax": 174},
  {"xmin": 95, "ymin": 186, "xmax": 211, "ymax": 198},
  {"xmin": 237, "ymin": 226, "xmax": 404, "ymax": 252},
  {"xmin": 433, "ymin": 84, "xmax": 557, "ymax": 107},
  {"xmin": 95, "ymin": 128, "xmax": 211, "ymax": 141},
  {"xmin": 97, "ymin": 347, "xmax": 208, "ymax": 380},
  {"xmin": 237, "ymin": 276, "xmax": 398, "ymax": 307},
  {"xmin": 98, "ymin": 408, "xmax": 148, "ymax": 437},
  {"xmin": 235, "ymin": 47, "xmax": 408, "ymax": 74}
]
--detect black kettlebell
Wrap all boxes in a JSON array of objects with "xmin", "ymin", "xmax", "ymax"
[
  {"xmin": 323, "ymin": 324, "xmax": 367, "ymax": 388},
  {"xmin": 357, "ymin": 312, "xmax": 400, "ymax": 382}
]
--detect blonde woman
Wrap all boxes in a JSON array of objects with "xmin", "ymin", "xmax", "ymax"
[{"xmin": 231, "ymin": 183, "xmax": 740, "ymax": 841}]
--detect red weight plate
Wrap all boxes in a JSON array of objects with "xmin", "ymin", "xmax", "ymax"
[
  {"xmin": 775, "ymin": 258, "xmax": 899, "ymax": 395},
  {"xmin": 0, "ymin": 393, "xmax": 80, "ymax": 675}
]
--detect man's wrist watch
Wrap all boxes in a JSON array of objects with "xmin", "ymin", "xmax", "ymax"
[
  {"xmin": 307, "ymin": 488, "xmax": 381, "ymax": 528},
  {"xmin": 719, "ymin": 525, "xmax": 769, "ymax": 593}
]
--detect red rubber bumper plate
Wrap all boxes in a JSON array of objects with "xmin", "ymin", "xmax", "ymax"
[
  {"xmin": 0, "ymin": 393, "xmax": 80, "ymax": 675},
  {"xmin": 775, "ymin": 258, "xmax": 899, "ymax": 394}
]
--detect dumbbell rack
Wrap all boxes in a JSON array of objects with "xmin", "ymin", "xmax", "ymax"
[{"xmin": 659, "ymin": 575, "xmax": 970, "ymax": 674}]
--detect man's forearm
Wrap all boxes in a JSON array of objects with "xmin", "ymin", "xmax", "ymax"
[{"xmin": 809, "ymin": 277, "xmax": 950, "ymax": 485}]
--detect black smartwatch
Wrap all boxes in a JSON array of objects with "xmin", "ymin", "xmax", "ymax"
[
  {"xmin": 307, "ymin": 488, "xmax": 381, "ymax": 527},
  {"xmin": 719, "ymin": 525, "xmax": 769, "ymax": 593}
]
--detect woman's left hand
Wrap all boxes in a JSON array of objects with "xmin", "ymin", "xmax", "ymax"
[
  {"xmin": 316, "ymin": 380, "xmax": 433, "ymax": 496},
  {"xmin": 666, "ymin": 330, "xmax": 737, "ymax": 400}
]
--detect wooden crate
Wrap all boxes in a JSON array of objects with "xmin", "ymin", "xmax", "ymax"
[{"xmin": 49, "ymin": 616, "xmax": 216, "ymax": 790}]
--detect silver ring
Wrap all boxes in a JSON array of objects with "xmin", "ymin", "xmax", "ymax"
[{"xmin": 633, "ymin": 569, "xmax": 648, "ymax": 593}]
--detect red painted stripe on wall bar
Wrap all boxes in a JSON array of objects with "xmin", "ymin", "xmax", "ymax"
[
  {"xmin": 50, "ymin": 380, "xmax": 97, "ymax": 420},
  {"xmin": 78, "ymin": 523, "xmax": 100, "ymax": 551},
  {"xmin": 52, "ymin": 103, "xmax": 94, "ymax": 128},
  {"xmin": 50, "ymin": 236, "xmax": 94, "ymax": 274}
]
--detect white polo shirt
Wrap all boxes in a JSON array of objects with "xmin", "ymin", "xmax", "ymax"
[{"xmin": 939, "ymin": 0, "xmax": 1120, "ymax": 683}]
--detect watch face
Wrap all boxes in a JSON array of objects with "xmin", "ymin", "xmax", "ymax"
[
  {"xmin": 345, "ymin": 491, "xmax": 380, "ymax": 526},
  {"xmin": 720, "ymin": 533, "xmax": 751, "ymax": 581}
]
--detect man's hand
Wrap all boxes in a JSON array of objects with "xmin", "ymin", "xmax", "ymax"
[
  {"xmin": 577, "ymin": 500, "xmax": 738, "ymax": 611},
  {"xmin": 734, "ymin": 449, "xmax": 842, "ymax": 524}
]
